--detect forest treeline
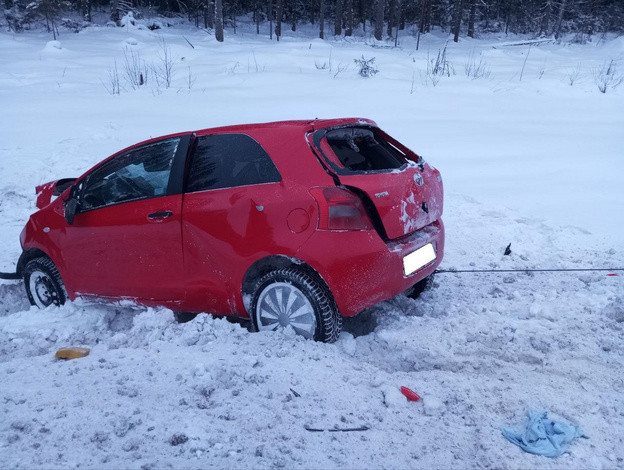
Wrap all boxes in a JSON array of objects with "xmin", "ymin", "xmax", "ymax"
[{"xmin": 4, "ymin": 0, "xmax": 624, "ymax": 43}]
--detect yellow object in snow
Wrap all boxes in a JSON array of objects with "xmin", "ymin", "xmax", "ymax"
[{"xmin": 55, "ymin": 347, "xmax": 90, "ymax": 360}]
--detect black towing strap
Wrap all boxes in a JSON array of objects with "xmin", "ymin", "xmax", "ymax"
[
  {"xmin": 436, "ymin": 267, "xmax": 624, "ymax": 274},
  {"xmin": 0, "ymin": 271, "xmax": 19, "ymax": 280}
]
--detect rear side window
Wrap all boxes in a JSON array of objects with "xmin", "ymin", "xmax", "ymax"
[
  {"xmin": 325, "ymin": 128, "xmax": 405, "ymax": 172},
  {"xmin": 186, "ymin": 134, "xmax": 281, "ymax": 193},
  {"xmin": 81, "ymin": 138, "xmax": 180, "ymax": 211}
]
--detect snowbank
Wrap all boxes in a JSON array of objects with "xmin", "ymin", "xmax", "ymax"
[{"xmin": 0, "ymin": 27, "xmax": 623, "ymax": 469}]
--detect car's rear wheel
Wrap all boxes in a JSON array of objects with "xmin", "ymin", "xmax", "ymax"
[
  {"xmin": 405, "ymin": 273, "xmax": 435, "ymax": 299},
  {"xmin": 251, "ymin": 267, "xmax": 341, "ymax": 343},
  {"xmin": 24, "ymin": 257, "xmax": 67, "ymax": 308}
]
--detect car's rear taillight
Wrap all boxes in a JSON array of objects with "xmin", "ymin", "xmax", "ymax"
[{"xmin": 310, "ymin": 187, "xmax": 373, "ymax": 231}]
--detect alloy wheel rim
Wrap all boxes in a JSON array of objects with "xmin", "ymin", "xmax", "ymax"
[
  {"xmin": 256, "ymin": 282, "xmax": 316, "ymax": 339},
  {"xmin": 29, "ymin": 270, "xmax": 56, "ymax": 308}
]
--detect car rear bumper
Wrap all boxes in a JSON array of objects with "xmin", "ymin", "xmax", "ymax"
[{"xmin": 296, "ymin": 219, "xmax": 445, "ymax": 317}]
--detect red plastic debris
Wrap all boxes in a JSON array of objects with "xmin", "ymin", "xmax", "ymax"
[
  {"xmin": 400, "ymin": 386, "xmax": 421, "ymax": 402},
  {"xmin": 607, "ymin": 273, "xmax": 618, "ymax": 277}
]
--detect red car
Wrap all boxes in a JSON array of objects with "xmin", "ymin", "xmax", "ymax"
[{"xmin": 15, "ymin": 118, "xmax": 444, "ymax": 342}]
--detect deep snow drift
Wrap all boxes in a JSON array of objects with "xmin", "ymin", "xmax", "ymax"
[{"xmin": 1, "ymin": 21, "xmax": 623, "ymax": 469}]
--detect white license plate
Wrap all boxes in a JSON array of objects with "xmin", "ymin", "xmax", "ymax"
[{"xmin": 403, "ymin": 243, "xmax": 436, "ymax": 276}]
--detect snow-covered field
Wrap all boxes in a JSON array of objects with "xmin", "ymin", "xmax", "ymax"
[{"xmin": 1, "ymin": 20, "xmax": 623, "ymax": 469}]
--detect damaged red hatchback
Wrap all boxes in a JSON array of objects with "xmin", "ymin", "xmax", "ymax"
[{"xmin": 16, "ymin": 118, "xmax": 444, "ymax": 342}]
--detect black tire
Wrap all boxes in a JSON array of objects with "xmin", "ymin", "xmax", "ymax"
[
  {"xmin": 24, "ymin": 257, "xmax": 67, "ymax": 308},
  {"xmin": 250, "ymin": 267, "xmax": 342, "ymax": 343},
  {"xmin": 405, "ymin": 273, "xmax": 435, "ymax": 300}
]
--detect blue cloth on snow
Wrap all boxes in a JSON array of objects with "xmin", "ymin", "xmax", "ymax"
[{"xmin": 502, "ymin": 411, "xmax": 584, "ymax": 458}]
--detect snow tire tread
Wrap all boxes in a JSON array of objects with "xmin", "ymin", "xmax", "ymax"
[
  {"xmin": 252, "ymin": 266, "xmax": 342, "ymax": 343},
  {"xmin": 24, "ymin": 257, "xmax": 67, "ymax": 307}
]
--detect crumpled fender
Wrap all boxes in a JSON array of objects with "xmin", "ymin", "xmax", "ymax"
[{"xmin": 35, "ymin": 178, "xmax": 76, "ymax": 209}]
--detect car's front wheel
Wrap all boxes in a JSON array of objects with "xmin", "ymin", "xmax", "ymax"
[
  {"xmin": 251, "ymin": 267, "xmax": 341, "ymax": 343},
  {"xmin": 24, "ymin": 257, "xmax": 67, "ymax": 308}
]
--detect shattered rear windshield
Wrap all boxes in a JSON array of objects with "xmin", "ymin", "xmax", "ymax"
[{"xmin": 324, "ymin": 128, "xmax": 406, "ymax": 172}]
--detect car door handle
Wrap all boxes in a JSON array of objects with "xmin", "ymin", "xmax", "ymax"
[{"xmin": 147, "ymin": 211, "xmax": 173, "ymax": 220}]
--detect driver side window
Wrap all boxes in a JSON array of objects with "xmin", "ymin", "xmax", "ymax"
[{"xmin": 81, "ymin": 138, "xmax": 180, "ymax": 211}]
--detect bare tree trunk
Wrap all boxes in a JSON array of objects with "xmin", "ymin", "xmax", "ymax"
[
  {"xmin": 416, "ymin": 0, "xmax": 425, "ymax": 49},
  {"xmin": 452, "ymin": 0, "xmax": 463, "ymax": 42},
  {"xmin": 360, "ymin": 0, "xmax": 365, "ymax": 32},
  {"xmin": 275, "ymin": 0, "xmax": 283, "ymax": 40},
  {"xmin": 483, "ymin": 1, "xmax": 489, "ymax": 30},
  {"xmin": 215, "ymin": 0, "xmax": 224, "ymax": 41},
  {"xmin": 393, "ymin": 0, "xmax": 400, "ymax": 45},
  {"xmin": 345, "ymin": 0, "xmax": 353, "ymax": 35},
  {"xmin": 540, "ymin": 1, "xmax": 551, "ymax": 36},
  {"xmin": 554, "ymin": 0, "xmax": 567, "ymax": 38},
  {"xmin": 207, "ymin": 0, "xmax": 214, "ymax": 28},
  {"xmin": 386, "ymin": 0, "xmax": 395, "ymax": 37},
  {"xmin": 334, "ymin": 0, "xmax": 343, "ymax": 35},
  {"xmin": 504, "ymin": 3, "xmax": 510, "ymax": 34},
  {"xmin": 467, "ymin": 0, "xmax": 476, "ymax": 37},
  {"xmin": 319, "ymin": 0, "xmax": 325, "ymax": 38},
  {"xmin": 421, "ymin": 0, "xmax": 431, "ymax": 33},
  {"xmin": 268, "ymin": 0, "xmax": 273, "ymax": 40},
  {"xmin": 374, "ymin": 0, "xmax": 384, "ymax": 40}
]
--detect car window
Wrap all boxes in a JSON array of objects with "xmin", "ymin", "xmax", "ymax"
[
  {"xmin": 186, "ymin": 134, "xmax": 281, "ymax": 193},
  {"xmin": 81, "ymin": 138, "xmax": 180, "ymax": 211},
  {"xmin": 324, "ymin": 128, "xmax": 405, "ymax": 172}
]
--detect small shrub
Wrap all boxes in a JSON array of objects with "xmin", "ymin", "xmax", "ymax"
[
  {"xmin": 333, "ymin": 63, "xmax": 348, "ymax": 78},
  {"xmin": 537, "ymin": 59, "xmax": 546, "ymax": 79},
  {"xmin": 102, "ymin": 60, "xmax": 122, "ymax": 95},
  {"xmin": 464, "ymin": 50, "xmax": 490, "ymax": 80},
  {"xmin": 354, "ymin": 56, "xmax": 379, "ymax": 78},
  {"xmin": 186, "ymin": 66, "xmax": 195, "ymax": 92},
  {"xmin": 153, "ymin": 37, "xmax": 176, "ymax": 88},
  {"xmin": 122, "ymin": 48, "xmax": 148, "ymax": 90},
  {"xmin": 567, "ymin": 64, "xmax": 582, "ymax": 86},
  {"xmin": 426, "ymin": 42, "xmax": 454, "ymax": 87},
  {"xmin": 593, "ymin": 60, "xmax": 623, "ymax": 94}
]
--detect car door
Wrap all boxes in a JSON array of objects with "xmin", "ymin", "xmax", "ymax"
[
  {"xmin": 181, "ymin": 133, "xmax": 283, "ymax": 315},
  {"xmin": 62, "ymin": 135, "xmax": 190, "ymax": 305}
]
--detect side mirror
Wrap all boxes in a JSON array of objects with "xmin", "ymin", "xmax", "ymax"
[{"xmin": 64, "ymin": 198, "xmax": 78, "ymax": 225}]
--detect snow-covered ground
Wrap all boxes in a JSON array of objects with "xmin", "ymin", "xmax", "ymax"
[{"xmin": 1, "ymin": 21, "xmax": 623, "ymax": 469}]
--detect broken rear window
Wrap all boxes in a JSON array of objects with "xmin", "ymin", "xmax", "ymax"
[{"xmin": 324, "ymin": 128, "xmax": 406, "ymax": 172}]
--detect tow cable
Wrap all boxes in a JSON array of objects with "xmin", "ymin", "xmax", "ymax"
[
  {"xmin": 436, "ymin": 268, "xmax": 622, "ymax": 275},
  {"xmin": 434, "ymin": 242, "xmax": 622, "ymax": 276},
  {"xmin": 0, "ymin": 271, "xmax": 19, "ymax": 280}
]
